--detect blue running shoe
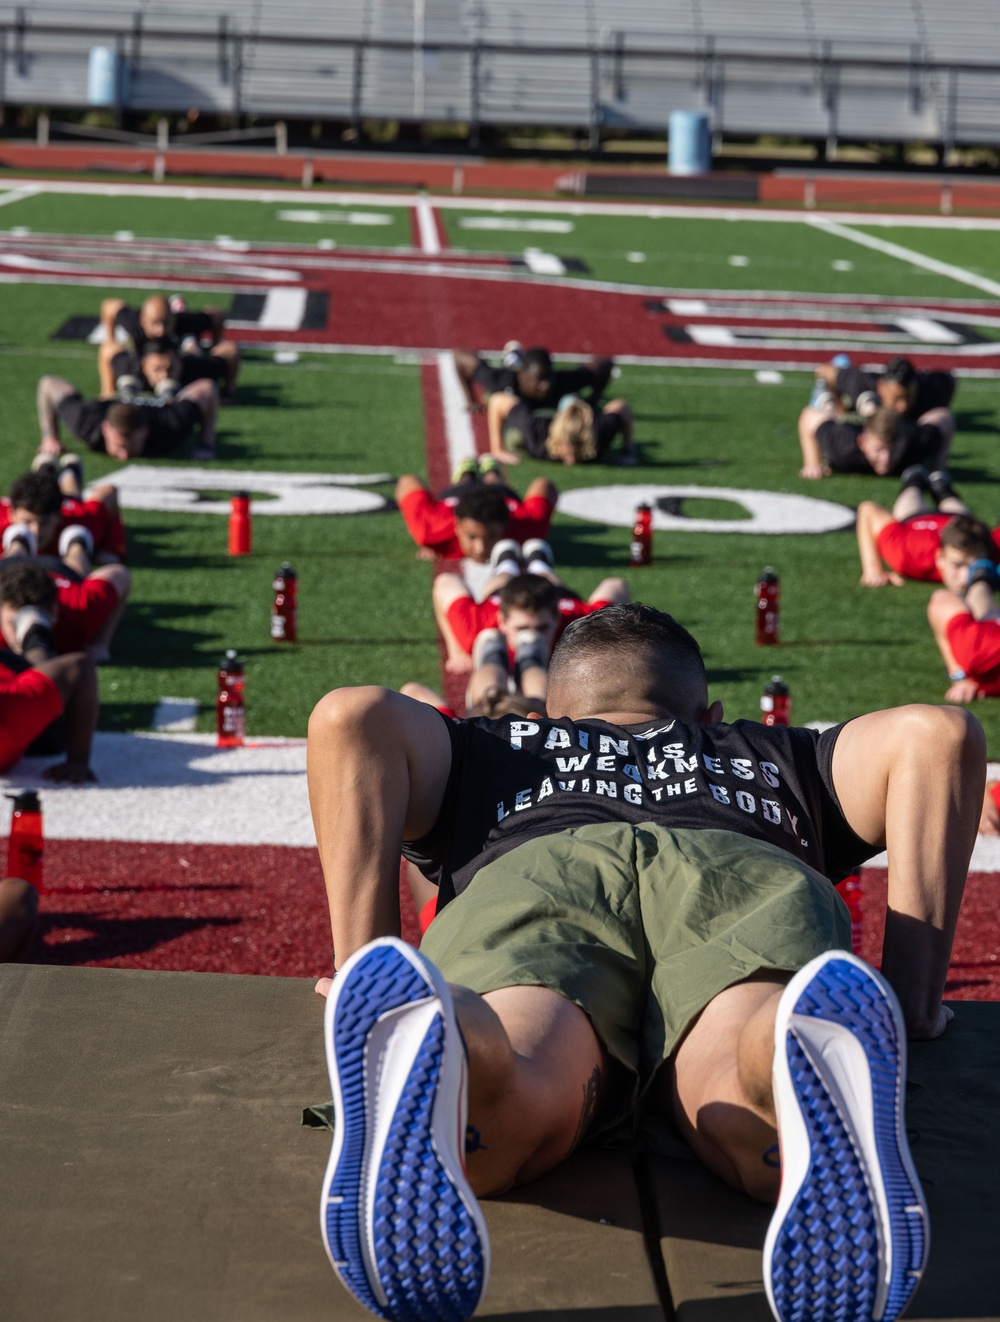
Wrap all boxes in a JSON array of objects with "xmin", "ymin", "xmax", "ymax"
[
  {"xmin": 764, "ymin": 951, "xmax": 928, "ymax": 1322},
  {"xmin": 321, "ymin": 938, "xmax": 490, "ymax": 1322}
]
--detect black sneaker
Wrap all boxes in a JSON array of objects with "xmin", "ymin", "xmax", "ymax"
[
  {"xmin": 898, "ymin": 464, "xmax": 930, "ymax": 495},
  {"xmin": 928, "ymin": 470, "xmax": 958, "ymax": 505}
]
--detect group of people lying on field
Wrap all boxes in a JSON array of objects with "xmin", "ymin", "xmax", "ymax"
[
  {"xmin": 0, "ymin": 292, "xmax": 241, "ymax": 784},
  {"xmin": 38, "ymin": 294, "xmax": 238, "ymax": 463},
  {"xmin": 0, "ymin": 460, "xmax": 129, "ymax": 784}
]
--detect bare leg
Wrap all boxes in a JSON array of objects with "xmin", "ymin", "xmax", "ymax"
[
  {"xmin": 856, "ymin": 500, "xmax": 904, "ymax": 587},
  {"xmin": 467, "ymin": 630, "xmax": 510, "ymax": 709},
  {"xmin": 180, "ymin": 379, "xmax": 219, "ymax": 457},
  {"xmin": 453, "ymin": 984, "xmax": 608, "ymax": 1195},
  {"xmin": 432, "ymin": 573, "xmax": 478, "ymax": 675},
  {"xmin": 85, "ymin": 564, "xmax": 132, "ymax": 661},
  {"xmin": 589, "ymin": 577, "xmax": 630, "ymax": 606},
  {"xmin": 37, "ymin": 375, "xmax": 76, "ymax": 454},
  {"xmin": 918, "ymin": 407, "xmax": 955, "ymax": 470},
  {"xmin": 0, "ymin": 878, "xmax": 39, "ymax": 963},
  {"xmin": 667, "ymin": 974, "xmax": 790, "ymax": 1200}
]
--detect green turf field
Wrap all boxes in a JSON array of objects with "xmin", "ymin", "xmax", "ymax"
[
  {"xmin": 4, "ymin": 187, "xmax": 1000, "ymax": 748},
  {"xmin": 441, "ymin": 208, "xmax": 999, "ymax": 297}
]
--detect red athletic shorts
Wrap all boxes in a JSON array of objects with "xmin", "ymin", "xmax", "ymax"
[
  {"xmin": 52, "ymin": 576, "xmax": 120, "ymax": 652},
  {"xmin": 399, "ymin": 489, "xmax": 556, "ymax": 560},
  {"xmin": 875, "ymin": 513, "xmax": 951, "ymax": 582},
  {"xmin": 445, "ymin": 593, "xmax": 612, "ymax": 655},
  {"xmin": 946, "ymin": 614, "xmax": 1000, "ymax": 695},
  {"xmin": 0, "ymin": 664, "xmax": 62, "ymax": 773}
]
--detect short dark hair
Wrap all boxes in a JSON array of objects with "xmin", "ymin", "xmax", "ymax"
[
  {"xmin": 0, "ymin": 559, "xmax": 57, "ymax": 611},
  {"xmin": 498, "ymin": 573, "xmax": 560, "ymax": 617},
  {"xmin": 940, "ymin": 514, "xmax": 996, "ymax": 561},
  {"xmin": 883, "ymin": 357, "xmax": 917, "ymax": 388},
  {"xmin": 8, "ymin": 470, "xmax": 61, "ymax": 517},
  {"xmin": 104, "ymin": 401, "xmax": 148, "ymax": 439},
  {"xmin": 521, "ymin": 347, "xmax": 552, "ymax": 376},
  {"xmin": 454, "ymin": 486, "xmax": 510, "ymax": 528},
  {"xmin": 547, "ymin": 602, "xmax": 707, "ymax": 717}
]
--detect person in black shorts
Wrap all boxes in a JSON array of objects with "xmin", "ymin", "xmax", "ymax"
[
  {"xmin": 815, "ymin": 355, "xmax": 956, "ymax": 421},
  {"xmin": 37, "ymin": 371, "xmax": 219, "ymax": 461},
  {"xmin": 307, "ymin": 603, "xmax": 980, "ymax": 1322},
  {"xmin": 798, "ymin": 401, "xmax": 953, "ymax": 478},
  {"xmin": 98, "ymin": 294, "xmax": 239, "ymax": 398},
  {"xmin": 455, "ymin": 343, "xmax": 635, "ymax": 465}
]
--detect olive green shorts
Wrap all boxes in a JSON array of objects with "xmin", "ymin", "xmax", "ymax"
[{"xmin": 421, "ymin": 823, "xmax": 850, "ymax": 1102}]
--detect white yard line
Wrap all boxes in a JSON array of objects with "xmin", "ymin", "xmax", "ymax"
[
  {"xmin": 436, "ymin": 349, "xmax": 476, "ymax": 469},
  {"xmin": 807, "ymin": 216, "xmax": 1000, "ymax": 300},
  {"xmin": 415, "ymin": 196, "xmax": 442, "ymax": 255},
  {"xmin": 0, "ymin": 183, "xmax": 40, "ymax": 209},
  {"xmin": 151, "ymin": 698, "xmax": 200, "ymax": 732}
]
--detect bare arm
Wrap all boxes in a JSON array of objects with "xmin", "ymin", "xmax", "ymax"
[
  {"xmin": 488, "ymin": 392, "xmax": 522, "ymax": 464},
  {"xmin": 855, "ymin": 500, "xmax": 902, "ymax": 587},
  {"xmin": 830, "ymin": 704, "xmax": 985, "ymax": 1038},
  {"xmin": 797, "ymin": 405, "xmax": 831, "ymax": 479},
  {"xmin": 36, "ymin": 652, "xmax": 99, "ymax": 783},
  {"xmin": 453, "ymin": 350, "xmax": 484, "ymax": 409},
  {"xmin": 307, "ymin": 686, "xmax": 453, "ymax": 968},
  {"xmin": 100, "ymin": 298, "xmax": 125, "ymax": 343}
]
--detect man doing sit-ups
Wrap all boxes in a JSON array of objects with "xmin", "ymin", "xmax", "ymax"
[{"xmin": 307, "ymin": 604, "xmax": 981, "ymax": 1322}]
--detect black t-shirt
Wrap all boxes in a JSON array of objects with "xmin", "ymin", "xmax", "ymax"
[
  {"xmin": 475, "ymin": 361, "xmax": 603, "ymax": 411},
  {"xmin": 836, "ymin": 366, "xmax": 955, "ymax": 420},
  {"xmin": 403, "ymin": 714, "xmax": 873, "ymax": 908},
  {"xmin": 817, "ymin": 417, "xmax": 943, "ymax": 476}
]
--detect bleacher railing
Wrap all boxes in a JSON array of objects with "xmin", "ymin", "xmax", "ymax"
[{"xmin": 1, "ymin": 20, "xmax": 999, "ymax": 149}]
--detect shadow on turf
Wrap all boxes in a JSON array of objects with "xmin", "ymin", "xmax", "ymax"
[{"xmin": 33, "ymin": 912, "xmax": 239, "ymax": 965}]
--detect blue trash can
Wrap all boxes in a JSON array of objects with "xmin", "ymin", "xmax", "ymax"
[
  {"xmin": 668, "ymin": 110, "xmax": 711, "ymax": 175},
  {"xmin": 88, "ymin": 47, "xmax": 129, "ymax": 107}
]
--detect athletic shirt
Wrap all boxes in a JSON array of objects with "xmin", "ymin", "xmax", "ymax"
[
  {"xmin": 403, "ymin": 714, "xmax": 874, "ymax": 908},
  {"xmin": 835, "ymin": 365, "xmax": 955, "ymax": 420}
]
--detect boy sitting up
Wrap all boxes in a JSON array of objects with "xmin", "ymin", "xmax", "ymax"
[
  {"xmin": 395, "ymin": 474, "xmax": 557, "ymax": 563},
  {"xmin": 433, "ymin": 538, "xmax": 629, "ymax": 677},
  {"xmin": 2, "ymin": 521, "xmax": 131, "ymax": 664},
  {"xmin": 0, "ymin": 560, "xmax": 98, "ymax": 783},
  {"xmin": 855, "ymin": 465, "xmax": 995, "ymax": 587},
  {"xmin": 798, "ymin": 402, "xmax": 953, "ymax": 479},
  {"xmin": 927, "ymin": 546, "xmax": 1000, "ymax": 702},
  {"xmin": 1, "ymin": 466, "xmax": 126, "ymax": 564}
]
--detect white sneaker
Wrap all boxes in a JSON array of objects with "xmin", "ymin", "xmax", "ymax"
[
  {"xmin": 321, "ymin": 938, "xmax": 490, "ymax": 1321},
  {"xmin": 764, "ymin": 950, "xmax": 928, "ymax": 1322}
]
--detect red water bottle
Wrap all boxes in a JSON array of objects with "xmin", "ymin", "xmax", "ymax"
[
  {"xmin": 6, "ymin": 789, "xmax": 44, "ymax": 891},
  {"xmin": 229, "ymin": 492, "xmax": 251, "ymax": 556},
  {"xmin": 760, "ymin": 675, "xmax": 791, "ymax": 727},
  {"xmin": 755, "ymin": 566, "xmax": 780, "ymax": 645},
  {"xmin": 271, "ymin": 563, "xmax": 298, "ymax": 642},
  {"xmin": 216, "ymin": 650, "xmax": 246, "ymax": 747},
  {"xmin": 835, "ymin": 875, "xmax": 863, "ymax": 956},
  {"xmin": 630, "ymin": 503, "xmax": 653, "ymax": 566}
]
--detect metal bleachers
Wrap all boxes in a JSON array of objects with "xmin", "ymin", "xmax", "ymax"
[{"xmin": 0, "ymin": 0, "xmax": 998, "ymax": 146}]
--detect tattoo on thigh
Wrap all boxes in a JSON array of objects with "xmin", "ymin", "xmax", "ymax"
[{"xmin": 570, "ymin": 1065, "xmax": 603, "ymax": 1151}]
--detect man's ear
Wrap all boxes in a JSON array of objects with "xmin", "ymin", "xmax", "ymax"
[{"xmin": 699, "ymin": 699, "xmax": 724, "ymax": 726}]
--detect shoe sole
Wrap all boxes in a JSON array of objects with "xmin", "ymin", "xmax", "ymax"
[
  {"xmin": 764, "ymin": 951, "xmax": 928, "ymax": 1322},
  {"xmin": 320, "ymin": 938, "xmax": 490, "ymax": 1321}
]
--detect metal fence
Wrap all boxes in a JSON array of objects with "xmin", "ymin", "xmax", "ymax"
[{"xmin": 1, "ymin": 18, "xmax": 999, "ymax": 151}]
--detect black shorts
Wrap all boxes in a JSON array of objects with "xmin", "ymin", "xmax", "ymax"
[
  {"xmin": 178, "ymin": 354, "xmax": 228, "ymax": 388},
  {"xmin": 174, "ymin": 310, "xmax": 216, "ymax": 342},
  {"xmin": 471, "ymin": 363, "xmax": 517, "ymax": 398},
  {"xmin": 56, "ymin": 393, "xmax": 110, "ymax": 451}
]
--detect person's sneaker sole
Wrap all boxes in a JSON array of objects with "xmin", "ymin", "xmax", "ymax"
[
  {"xmin": 764, "ymin": 950, "xmax": 928, "ymax": 1322},
  {"xmin": 321, "ymin": 938, "xmax": 490, "ymax": 1322}
]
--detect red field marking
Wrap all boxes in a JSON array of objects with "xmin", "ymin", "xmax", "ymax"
[
  {"xmin": 858, "ymin": 869, "xmax": 1000, "ymax": 1001},
  {"xmin": 32, "ymin": 840, "xmax": 420, "ymax": 975}
]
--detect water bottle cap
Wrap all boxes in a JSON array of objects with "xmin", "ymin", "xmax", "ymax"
[
  {"xmin": 232, "ymin": 491, "xmax": 250, "ymax": 502},
  {"xmin": 5, "ymin": 788, "xmax": 41, "ymax": 812},
  {"xmin": 221, "ymin": 649, "xmax": 243, "ymax": 672},
  {"xmin": 278, "ymin": 562, "xmax": 296, "ymax": 577}
]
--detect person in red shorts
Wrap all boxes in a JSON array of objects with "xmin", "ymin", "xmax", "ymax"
[
  {"xmin": 395, "ymin": 466, "xmax": 557, "ymax": 563},
  {"xmin": 855, "ymin": 465, "xmax": 995, "ymax": 587},
  {"xmin": 2, "ymin": 521, "xmax": 132, "ymax": 662},
  {"xmin": 926, "ymin": 537, "xmax": 1000, "ymax": 703},
  {"xmin": 433, "ymin": 537, "xmax": 629, "ymax": 677},
  {"xmin": 0, "ymin": 563, "xmax": 99, "ymax": 782},
  {"xmin": 0, "ymin": 465, "xmax": 127, "ymax": 563}
]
